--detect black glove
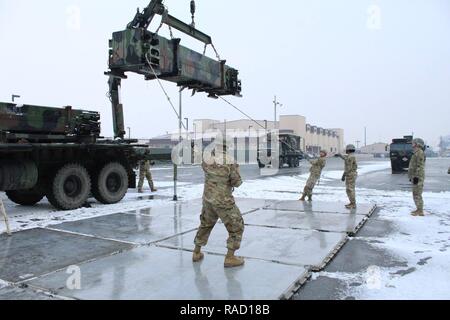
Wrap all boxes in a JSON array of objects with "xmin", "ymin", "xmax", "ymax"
[
  {"xmin": 150, "ymin": 161, "xmax": 156, "ymax": 166},
  {"xmin": 413, "ymin": 177, "xmax": 419, "ymax": 185},
  {"xmin": 342, "ymin": 174, "xmax": 346, "ymax": 182}
]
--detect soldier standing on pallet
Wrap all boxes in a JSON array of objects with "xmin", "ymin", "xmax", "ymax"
[
  {"xmin": 336, "ymin": 144, "xmax": 358, "ymax": 209},
  {"xmin": 193, "ymin": 134, "xmax": 246, "ymax": 268},
  {"xmin": 300, "ymin": 150, "xmax": 327, "ymax": 202}
]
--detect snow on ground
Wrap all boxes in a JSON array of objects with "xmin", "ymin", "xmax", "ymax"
[
  {"xmin": 313, "ymin": 188, "xmax": 450, "ymax": 300},
  {"xmin": 1, "ymin": 160, "xmax": 449, "ymax": 299}
]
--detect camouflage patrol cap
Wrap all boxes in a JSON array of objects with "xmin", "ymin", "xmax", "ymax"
[
  {"xmin": 346, "ymin": 144, "xmax": 356, "ymax": 152},
  {"xmin": 412, "ymin": 138, "xmax": 425, "ymax": 149}
]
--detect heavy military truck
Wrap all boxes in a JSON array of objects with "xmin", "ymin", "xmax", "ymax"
[
  {"xmin": 258, "ymin": 133, "xmax": 304, "ymax": 169},
  {"xmin": 0, "ymin": 102, "xmax": 154, "ymax": 210},
  {"xmin": 389, "ymin": 135, "xmax": 414, "ymax": 174}
]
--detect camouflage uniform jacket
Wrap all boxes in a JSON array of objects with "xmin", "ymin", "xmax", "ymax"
[
  {"xmin": 202, "ymin": 152, "xmax": 242, "ymax": 209},
  {"xmin": 309, "ymin": 158, "xmax": 326, "ymax": 176},
  {"xmin": 343, "ymin": 154, "xmax": 358, "ymax": 176},
  {"xmin": 409, "ymin": 149, "xmax": 425, "ymax": 180}
]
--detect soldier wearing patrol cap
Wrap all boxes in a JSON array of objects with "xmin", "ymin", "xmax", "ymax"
[
  {"xmin": 337, "ymin": 144, "xmax": 358, "ymax": 209},
  {"xmin": 409, "ymin": 138, "xmax": 426, "ymax": 217},
  {"xmin": 193, "ymin": 134, "xmax": 245, "ymax": 268}
]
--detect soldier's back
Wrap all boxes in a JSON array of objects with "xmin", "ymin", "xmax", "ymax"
[{"xmin": 203, "ymin": 154, "xmax": 239, "ymax": 209}]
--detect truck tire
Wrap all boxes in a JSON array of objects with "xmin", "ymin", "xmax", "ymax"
[
  {"xmin": 92, "ymin": 162, "xmax": 128, "ymax": 204},
  {"xmin": 47, "ymin": 164, "xmax": 91, "ymax": 210},
  {"xmin": 289, "ymin": 158, "xmax": 295, "ymax": 168},
  {"xmin": 6, "ymin": 190, "xmax": 44, "ymax": 206},
  {"xmin": 258, "ymin": 160, "xmax": 266, "ymax": 169}
]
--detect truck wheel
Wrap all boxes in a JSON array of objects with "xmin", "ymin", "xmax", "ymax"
[
  {"xmin": 6, "ymin": 190, "xmax": 44, "ymax": 206},
  {"xmin": 47, "ymin": 164, "xmax": 91, "ymax": 210},
  {"xmin": 93, "ymin": 162, "xmax": 128, "ymax": 204}
]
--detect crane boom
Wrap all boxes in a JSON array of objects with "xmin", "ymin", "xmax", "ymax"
[{"xmin": 106, "ymin": 0, "xmax": 241, "ymax": 139}]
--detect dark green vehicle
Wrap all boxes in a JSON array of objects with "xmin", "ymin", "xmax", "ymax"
[
  {"xmin": 389, "ymin": 136, "xmax": 414, "ymax": 174},
  {"xmin": 258, "ymin": 133, "xmax": 304, "ymax": 169},
  {"xmin": 0, "ymin": 102, "xmax": 156, "ymax": 210}
]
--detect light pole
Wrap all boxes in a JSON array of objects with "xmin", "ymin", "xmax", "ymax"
[
  {"xmin": 11, "ymin": 94, "xmax": 20, "ymax": 103},
  {"xmin": 273, "ymin": 96, "xmax": 283, "ymax": 130},
  {"xmin": 184, "ymin": 118, "xmax": 189, "ymax": 134},
  {"xmin": 364, "ymin": 127, "xmax": 367, "ymax": 147},
  {"xmin": 193, "ymin": 123, "xmax": 197, "ymax": 141},
  {"xmin": 174, "ymin": 87, "xmax": 186, "ymax": 201}
]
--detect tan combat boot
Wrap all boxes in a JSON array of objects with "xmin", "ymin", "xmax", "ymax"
[
  {"xmin": 299, "ymin": 194, "xmax": 306, "ymax": 201},
  {"xmin": 224, "ymin": 250, "xmax": 245, "ymax": 268},
  {"xmin": 192, "ymin": 252, "xmax": 205, "ymax": 262},
  {"xmin": 411, "ymin": 210, "xmax": 425, "ymax": 217},
  {"xmin": 193, "ymin": 246, "xmax": 205, "ymax": 262},
  {"xmin": 345, "ymin": 203, "xmax": 357, "ymax": 209},
  {"xmin": 224, "ymin": 256, "xmax": 245, "ymax": 268},
  {"xmin": 149, "ymin": 183, "xmax": 157, "ymax": 193},
  {"xmin": 138, "ymin": 189, "xmax": 144, "ymax": 194}
]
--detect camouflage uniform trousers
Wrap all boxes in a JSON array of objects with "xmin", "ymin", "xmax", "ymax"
[
  {"xmin": 194, "ymin": 201, "xmax": 245, "ymax": 251},
  {"xmin": 345, "ymin": 174, "xmax": 357, "ymax": 204},
  {"xmin": 138, "ymin": 168, "xmax": 155, "ymax": 191},
  {"xmin": 413, "ymin": 180, "xmax": 424, "ymax": 211},
  {"xmin": 303, "ymin": 173, "xmax": 321, "ymax": 198}
]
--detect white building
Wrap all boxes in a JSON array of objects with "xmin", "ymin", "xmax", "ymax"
[
  {"xmin": 360, "ymin": 143, "xmax": 389, "ymax": 156},
  {"xmin": 192, "ymin": 115, "xmax": 344, "ymax": 154}
]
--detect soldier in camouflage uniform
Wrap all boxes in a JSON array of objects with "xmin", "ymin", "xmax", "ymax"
[
  {"xmin": 193, "ymin": 136, "xmax": 245, "ymax": 268},
  {"xmin": 409, "ymin": 138, "xmax": 426, "ymax": 217},
  {"xmin": 300, "ymin": 150, "xmax": 327, "ymax": 202},
  {"xmin": 137, "ymin": 160, "xmax": 157, "ymax": 193},
  {"xmin": 337, "ymin": 145, "xmax": 358, "ymax": 209}
]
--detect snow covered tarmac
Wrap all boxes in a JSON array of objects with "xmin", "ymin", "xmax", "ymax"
[{"xmin": 1, "ymin": 158, "xmax": 449, "ymax": 299}]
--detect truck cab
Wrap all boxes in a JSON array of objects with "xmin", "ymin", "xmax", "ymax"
[{"xmin": 389, "ymin": 136, "xmax": 414, "ymax": 174}]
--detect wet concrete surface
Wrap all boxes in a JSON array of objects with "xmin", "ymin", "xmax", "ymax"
[
  {"xmin": 157, "ymin": 224, "xmax": 348, "ymax": 269},
  {"xmin": 324, "ymin": 238, "xmax": 408, "ymax": 273},
  {"xmin": 49, "ymin": 213, "xmax": 199, "ymax": 245},
  {"xmin": 0, "ymin": 285, "xmax": 60, "ymax": 300},
  {"xmin": 28, "ymin": 246, "xmax": 309, "ymax": 300},
  {"xmin": 244, "ymin": 209, "xmax": 366, "ymax": 234},
  {"xmin": 295, "ymin": 276, "xmax": 355, "ymax": 300},
  {"xmin": 0, "ymin": 228, "xmax": 133, "ymax": 283},
  {"xmin": 266, "ymin": 201, "xmax": 376, "ymax": 216}
]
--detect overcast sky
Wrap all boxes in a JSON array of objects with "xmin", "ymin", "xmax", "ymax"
[{"xmin": 1, "ymin": 0, "xmax": 449, "ymax": 148}]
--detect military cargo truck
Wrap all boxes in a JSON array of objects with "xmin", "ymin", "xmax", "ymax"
[
  {"xmin": 389, "ymin": 136, "xmax": 414, "ymax": 174},
  {"xmin": 0, "ymin": 102, "xmax": 155, "ymax": 210},
  {"xmin": 257, "ymin": 133, "xmax": 304, "ymax": 169}
]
